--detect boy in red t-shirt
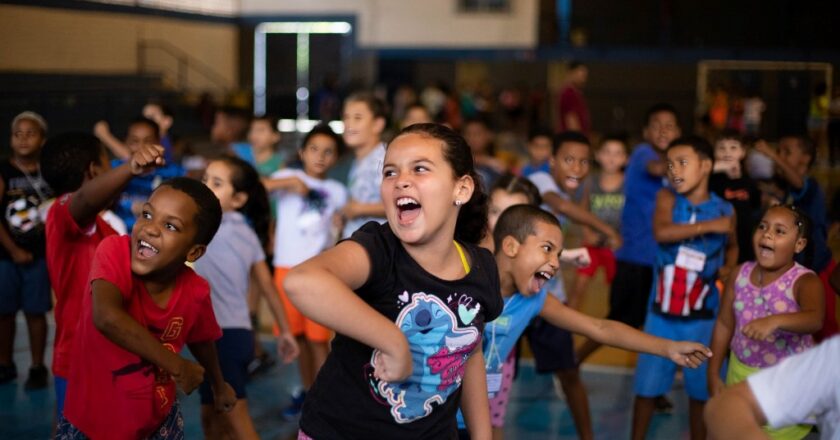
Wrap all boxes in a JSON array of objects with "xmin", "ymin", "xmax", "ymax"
[
  {"xmin": 59, "ymin": 178, "xmax": 235, "ymax": 440},
  {"xmin": 41, "ymin": 132, "xmax": 167, "ymax": 416}
]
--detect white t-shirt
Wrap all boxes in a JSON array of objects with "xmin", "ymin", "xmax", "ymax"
[
  {"xmin": 748, "ymin": 336, "xmax": 840, "ymax": 438},
  {"xmin": 271, "ymin": 168, "xmax": 348, "ymax": 267},
  {"xmin": 342, "ymin": 143, "xmax": 387, "ymax": 238}
]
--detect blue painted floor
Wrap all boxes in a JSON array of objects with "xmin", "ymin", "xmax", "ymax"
[{"xmin": 0, "ymin": 316, "xmax": 696, "ymax": 439}]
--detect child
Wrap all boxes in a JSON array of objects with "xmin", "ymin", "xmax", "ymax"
[
  {"xmin": 339, "ymin": 92, "xmax": 388, "ymax": 238},
  {"xmin": 632, "ymin": 136, "xmax": 737, "ymax": 440},
  {"xmin": 59, "ymin": 178, "xmax": 236, "ymax": 439},
  {"xmin": 569, "ymin": 135, "xmax": 627, "ymax": 311},
  {"xmin": 284, "ymin": 123, "xmax": 504, "ymax": 439},
  {"xmin": 0, "ymin": 111, "xmax": 53, "ymax": 389},
  {"xmin": 525, "ymin": 131, "xmax": 621, "ymax": 438},
  {"xmin": 262, "ymin": 124, "xmax": 348, "ymax": 419},
  {"xmin": 247, "ymin": 115, "xmax": 285, "ymax": 177},
  {"xmin": 41, "ymin": 132, "xmax": 165, "ymax": 415},
  {"xmin": 110, "ymin": 117, "xmax": 186, "ymax": 231},
  {"xmin": 520, "ymin": 127, "xmax": 553, "ymax": 177},
  {"xmin": 94, "ymin": 100, "xmax": 176, "ymax": 164},
  {"xmin": 196, "ymin": 156, "xmax": 300, "ymax": 438},
  {"xmin": 462, "ymin": 117, "xmax": 507, "ymax": 188},
  {"xmin": 709, "ymin": 130, "xmax": 761, "ymax": 264},
  {"xmin": 754, "ymin": 135, "xmax": 838, "ymax": 341},
  {"xmin": 708, "ymin": 205, "xmax": 824, "ymax": 439},
  {"xmin": 577, "ymin": 103, "xmax": 682, "ymax": 364},
  {"xmin": 457, "ymin": 204, "xmax": 712, "ymax": 440}
]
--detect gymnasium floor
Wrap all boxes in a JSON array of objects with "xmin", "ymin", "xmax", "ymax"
[{"xmin": 1, "ymin": 316, "xmax": 695, "ymax": 440}]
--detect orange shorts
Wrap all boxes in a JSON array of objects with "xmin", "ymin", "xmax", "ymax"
[{"xmin": 273, "ymin": 266, "xmax": 332, "ymax": 343}]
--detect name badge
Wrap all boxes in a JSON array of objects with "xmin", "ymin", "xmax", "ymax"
[
  {"xmin": 675, "ymin": 245, "xmax": 706, "ymax": 272},
  {"xmin": 486, "ymin": 373, "xmax": 503, "ymax": 394}
]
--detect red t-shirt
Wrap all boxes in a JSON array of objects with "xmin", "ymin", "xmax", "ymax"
[
  {"xmin": 64, "ymin": 235, "xmax": 221, "ymax": 440},
  {"xmin": 46, "ymin": 193, "xmax": 117, "ymax": 378},
  {"xmin": 556, "ymin": 85, "xmax": 590, "ymax": 135}
]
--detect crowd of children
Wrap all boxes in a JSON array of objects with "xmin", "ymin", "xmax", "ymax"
[{"xmin": 0, "ymin": 81, "xmax": 838, "ymax": 440}]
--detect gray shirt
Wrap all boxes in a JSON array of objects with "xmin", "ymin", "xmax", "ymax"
[{"xmin": 193, "ymin": 211, "xmax": 265, "ymax": 329}]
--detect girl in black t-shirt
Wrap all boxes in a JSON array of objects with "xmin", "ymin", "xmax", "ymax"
[{"xmin": 284, "ymin": 123, "xmax": 503, "ymax": 439}]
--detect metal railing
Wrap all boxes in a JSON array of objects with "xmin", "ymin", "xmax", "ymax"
[{"xmin": 137, "ymin": 39, "xmax": 231, "ymax": 93}]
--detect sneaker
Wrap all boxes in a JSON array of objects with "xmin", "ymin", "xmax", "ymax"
[
  {"xmin": 247, "ymin": 353, "xmax": 276, "ymax": 378},
  {"xmin": 654, "ymin": 395, "xmax": 674, "ymax": 414},
  {"xmin": 0, "ymin": 363, "xmax": 17, "ymax": 384},
  {"xmin": 282, "ymin": 389, "xmax": 307, "ymax": 420},
  {"xmin": 24, "ymin": 365, "xmax": 48, "ymax": 390}
]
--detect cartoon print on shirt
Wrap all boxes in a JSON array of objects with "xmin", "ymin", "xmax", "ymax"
[{"xmin": 372, "ymin": 292, "xmax": 479, "ymax": 424}]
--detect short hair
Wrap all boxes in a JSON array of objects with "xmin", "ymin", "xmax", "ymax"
[
  {"xmin": 598, "ymin": 132, "xmax": 629, "ymax": 153},
  {"xmin": 493, "ymin": 205, "xmax": 562, "ymax": 252},
  {"xmin": 128, "ymin": 116, "xmax": 161, "ymax": 140},
  {"xmin": 155, "ymin": 177, "xmax": 222, "ymax": 246},
  {"xmin": 644, "ymin": 103, "xmax": 680, "ymax": 129},
  {"xmin": 491, "ymin": 174, "xmax": 542, "ymax": 206},
  {"xmin": 553, "ymin": 130, "xmax": 591, "ymax": 155},
  {"xmin": 40, "ymin": 132, "xmax": 105, "ymax": 195},
  {"xmin": 528, "ymin": 126, "xmax": 553, "ymax": 143},
  {"xmin": 463, "ymin": 116, "xmax": 494, "ymax": 132},
  {"xmin": 12, "ymin": 111, "xmax": 48, "ymax": 136},
  {"xmin": 779, "ymin": 133, "xmax": 816, "ymax": 166},
  {"xmin": 345, "ymin": 91, "xmax": 388, "ymax": 121},
  {"xmin": 493, "ymin": 204, "xmax": 561, "ymax": 253},
  {"xmin": 568, "ymin": 60, "xmax": 585, "ymax": 71},
  {"xmin": 252, "ymin": 114, "xmax": 280, "ymax": 133},
  {"xmin": 301, "ymin": 123, "xmax": 345, "ymax": 156},
  {"xmin": 667, "ymin": 135, "xmax": 714, "ymax": 162},
  {"xmin": 716, "ymin": 128, "xmax": 742, "ymax": 144},
  {"xmin": 145, "ymin": 99, "xmax": 173, "ymax": 117}
]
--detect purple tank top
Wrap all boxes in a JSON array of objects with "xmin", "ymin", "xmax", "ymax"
[{"xmin": 730, "ymin": 261, "xmax": 814, "ymax": 368}]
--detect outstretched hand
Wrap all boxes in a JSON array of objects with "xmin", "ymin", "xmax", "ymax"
[
  {"xmin": 172, "ymin": 358, "xmax": 205, "ymax": 395},
  {"xmin": 667, "ymin": 341, "xmax": 712, "ymax": 369},
  {"xmin": 561, "ymin": 247, "xmax": 591, "ymax": 268},
  {"xmin": 213, "ymin": 382, "xmax": 237, "ymax": 413}
]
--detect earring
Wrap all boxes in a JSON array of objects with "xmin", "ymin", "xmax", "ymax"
[{"xmin": 454, "ymin": 200, "xmax": 463, "ymax": 206}]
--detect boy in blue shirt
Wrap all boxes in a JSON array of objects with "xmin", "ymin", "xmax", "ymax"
[
  {"xmin": 456, "ymin": 204, "xmax": 713, "ymax": 439},
  {"xmin": 632, "ymin": 136, "xmax": 737, "ymax": 440}
]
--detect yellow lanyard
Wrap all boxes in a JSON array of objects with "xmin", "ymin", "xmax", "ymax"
[{"xmin": 454, "ymin": 241, "xmax": 471, "ymax": 275}]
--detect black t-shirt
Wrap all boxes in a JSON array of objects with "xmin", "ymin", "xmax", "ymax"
[
  {"xmin": 0, "ymin": 160, "xmax": 53, "ymax": 259},
  {"xmin": 300, "ymin": 222, "xmax": 503, "ymax": 440},
  {"xmin": 709, "ymin": 172, "xmax": 761, "ymax": 263}
]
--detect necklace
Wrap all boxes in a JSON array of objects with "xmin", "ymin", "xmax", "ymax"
[{"xmin": 11, "ymin": 158, "xmax": 48, "ymax": 202}]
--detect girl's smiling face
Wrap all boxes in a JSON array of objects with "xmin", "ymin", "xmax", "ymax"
[
  {"xmin": 753, "ymin": 206, "xmax": 807, "ymax": 270},
  {"xmin": 381, "ymin": 132, "xmax": 473, "ymax": 246}
]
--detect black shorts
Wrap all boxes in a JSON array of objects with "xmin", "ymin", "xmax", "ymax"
[
  {"xmin": 199, "ymin": 328, "xmax": 255, "ymax": 404},
  {"xmin": 605, "ymin": 260, "xmax": 653, "ymax": 329},
  {"xmin": 525, "ymin": 316, "xmax": 576, "ymax": 373}
]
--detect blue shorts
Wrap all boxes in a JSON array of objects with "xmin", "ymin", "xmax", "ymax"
[
  {"xmin": 199, "ymin": 328, "xmax": 254, "ymax": 404},
  {"xmin": 56, "ymin": 401, "xmax": 184, "ymax": 439},
  {"xmin": 526, "ymin": 317, "xmax": 576, "ymax": 373},
  {"xmin": 633, "ymin": 312, "xmax": 715, "ymax": 401},
  {"xmin": 0, "ymin": 258, "xmax": 51, "ymax": 314},
  {"xmin": 55, "ymin": 376, "xmax": 68, "ymax": 417}
]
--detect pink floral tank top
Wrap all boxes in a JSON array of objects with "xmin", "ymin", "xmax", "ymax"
[{"xmin": 731, "ymin": 261, "xmax": 814, "ymax": 368}]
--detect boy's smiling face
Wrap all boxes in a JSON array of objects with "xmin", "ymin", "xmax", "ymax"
[
  {"xmin": 131, "ymin": 186, "xmax": 205, "ymax": 278},
  {"xmin": 502, "ymin": 221, "xmax": 563, "ymax": 296},
  {"xmin": 550, "ymin": 141, "xmax": 590, "ymax": 192}
]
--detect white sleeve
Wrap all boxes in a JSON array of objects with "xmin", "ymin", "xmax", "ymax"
[
  {"xmin": 747, "ymin": 337, "xmax": 840, "ymax": 429},
  {"xmin": 330, "ymin": 182, "xmax": 349, "ymax": 209},
  {"xmin": 527, "ymin": 172, "xmax": 559, "ymax": 196}
]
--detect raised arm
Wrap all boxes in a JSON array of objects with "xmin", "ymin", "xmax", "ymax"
[
  {"xmin": 93, "ymin": 120, "xmax": 131, "ymax": 161},
  {"xmin": 753, "ymin": 140, "xmax": 804, "ymax": 190},
  {"xmin": 261, "ymin": 175, "xmax": 309, "ymax": 195},
  {"xmin": 283, "ymin": 240, "xmax": 411, "ymax": 381},
  {"xmin": 707, "ymin": 265, "xmax": 740, "ymax": 397},
  {"xmin": 539, "ymin": 295, "xmax": 711, "ymax": 368},
  {"xmin": 542, "ymin": 192, "xmax": 622, "ymax": 249},
  {"xmin": 91, "ymin": 279, "xmax": 205, "ymax": 393},
  {"xmin": 653, "ymin": 189, "xmax": 731, "ymax": 243},
  {"xmin": 341, "ymin": 200, "xmax": 386, "ymax": 220},
  {"xmin": 70, "ymin": 144, "xmax": 165, "ymax": 227}
]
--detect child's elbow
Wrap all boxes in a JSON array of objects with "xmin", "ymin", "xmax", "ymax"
[
  {"xmin": 92, "ymin": 308, "xmax": 119, "ymax": 336},
  {"xmin": 283, "ymin": 266, "xmax": 308, "ymax": 304}
]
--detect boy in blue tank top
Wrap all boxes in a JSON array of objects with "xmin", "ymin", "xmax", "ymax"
[{"xmin": 632, "ymin": 136, "xmax": 737, "ymax": 440}]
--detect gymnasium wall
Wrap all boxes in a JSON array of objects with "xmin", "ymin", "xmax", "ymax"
[{"xmin": 0, "ymin": 4, "xmax": 239, "ymax": 90}]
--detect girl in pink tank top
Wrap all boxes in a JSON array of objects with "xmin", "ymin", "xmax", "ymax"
[{"xmin": 707, "ymin": 205, "xmax": 825, "ymax": 439}]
